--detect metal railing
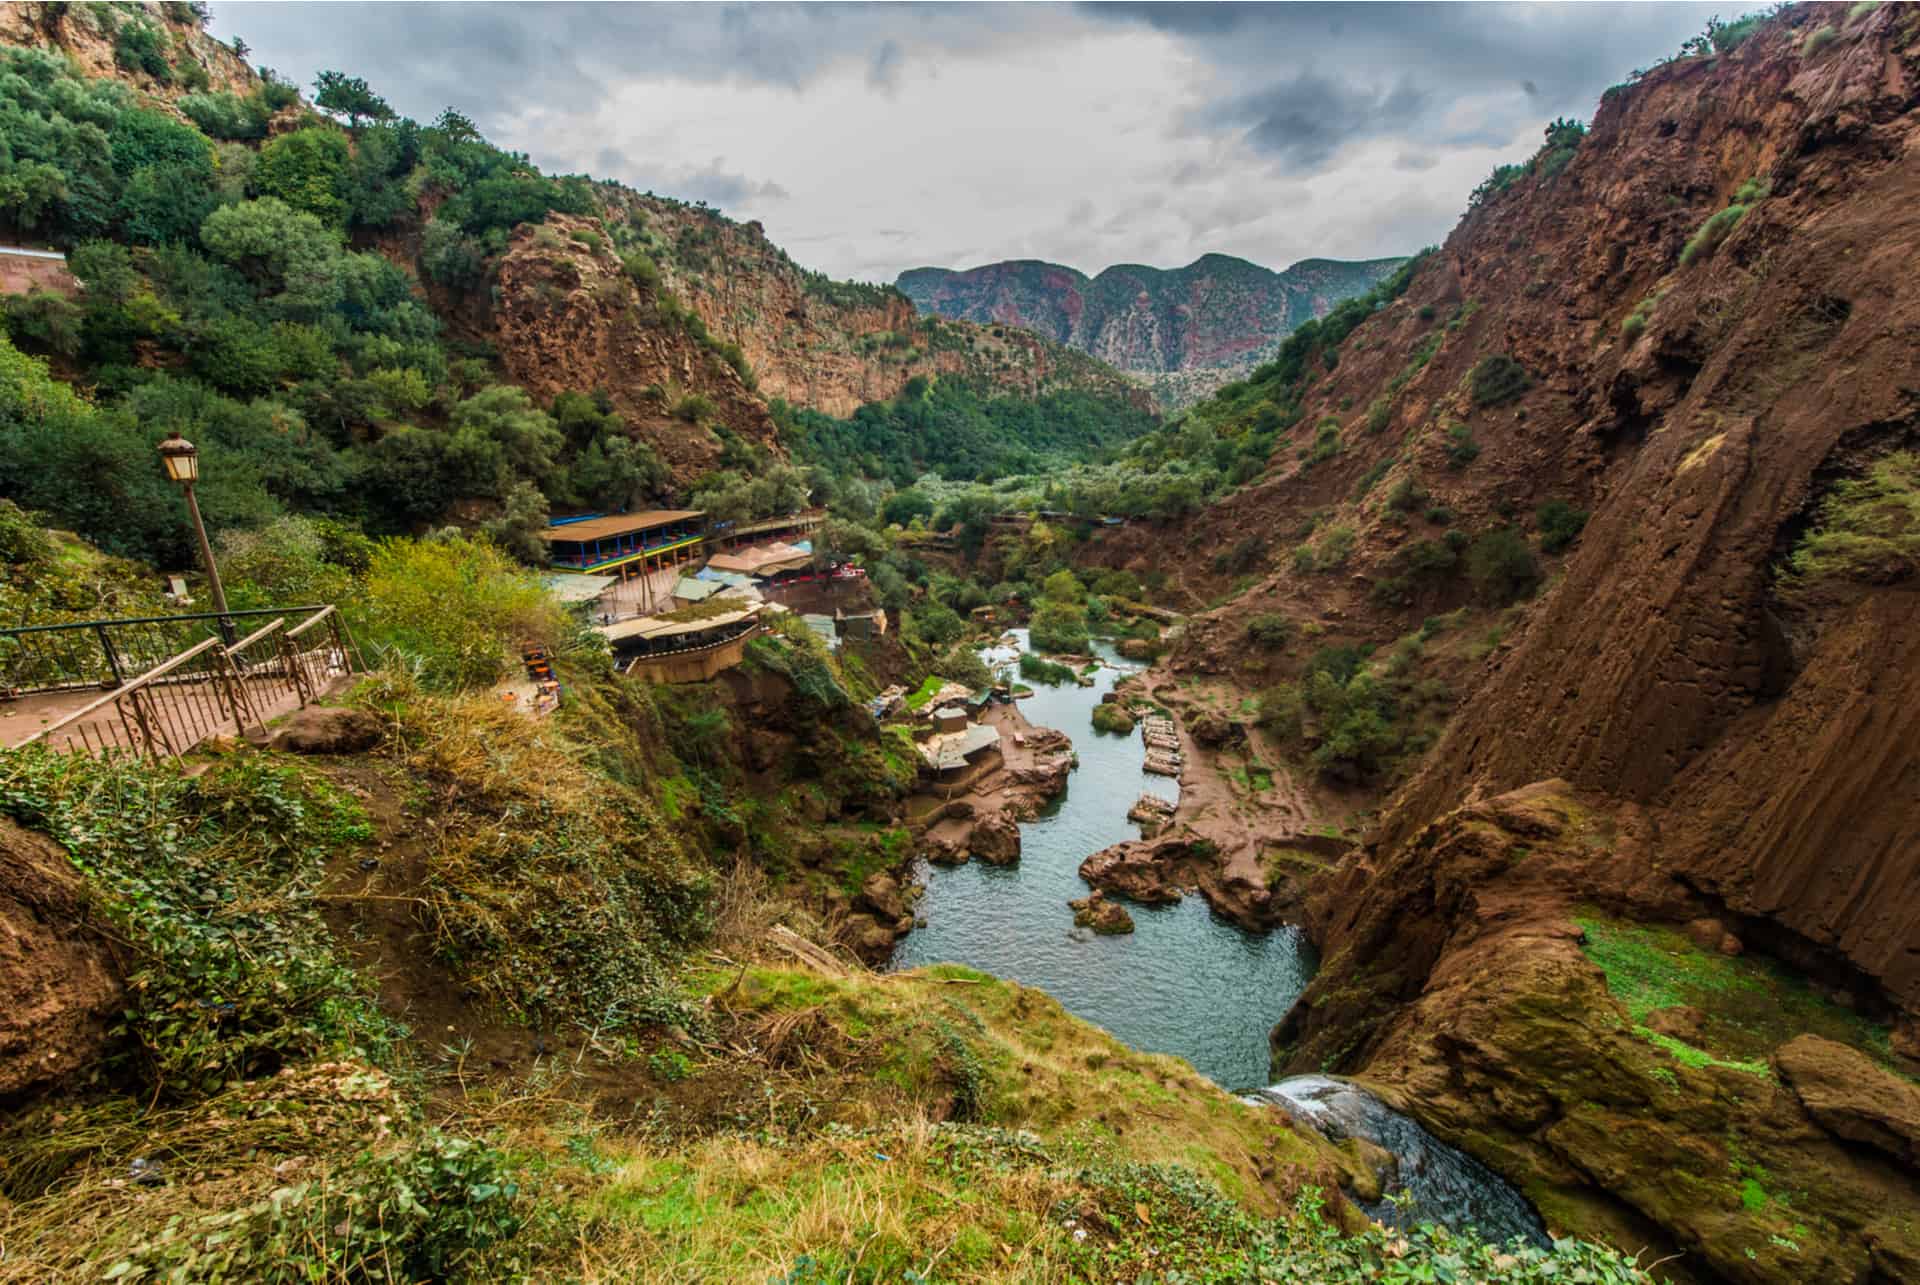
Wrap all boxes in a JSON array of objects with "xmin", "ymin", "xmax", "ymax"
[
  {"xmin": 15, "ymin": 606, "xmax": 361, "ymax": 761},
  {"xmin": 0, "ymin": 607, "xmax": 330, "ymax": 697}
]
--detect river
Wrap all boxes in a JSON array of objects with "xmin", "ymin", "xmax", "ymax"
[
  {"xmin": 890, "ymin": 630, "xmax": 1317, "ymax": 1091},
  {"xmin": 889, "ymin": 630, "xmax": 1549, "ymax": 1245}
]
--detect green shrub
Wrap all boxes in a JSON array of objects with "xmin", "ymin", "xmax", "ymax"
[
  {"xmin": 1364, "ymin": 396, "xmax": 1392, "ymax": 434},
  {"xmin": 0, "ymin": 752, "xmax": 392, "ymax": 1097},
  {"xmin": 1352, "ymin": 457, "xmax": 1391, "ymax": 499},
  {"xmin": 673, "ymin": 392, "xmax": 716, "ymax": 423},
  {"xmin": 1466, "ymin": 528, "xmax": 1541, "ymax": 604},
  {"xmin": 1444, "ymin": 424, "xmax": 1480, "ymax": 469},
  {"xmin": 1802, "ymin": 24, "xmax": 1838, "ymax": 54},
  {"xmin": 1019, "ymin": 652, "xmax": 1076, "ymax": 685},
  {"xmin": 1425, "ymin": 504, "xmax": 1454, "ymax": 525},
  {"xmin": 256, "ymin": 127, "xmax": 354, "ymax": 227},
  {"xmin": 357, "ymin": 534, "xmax": 565, "ymax": 691},
  {"xmin": 1469, "ymin": 354, "xmax": 1531, "ymax": 407},
  {"xmin": 1681, "ymin": 205, "xmax": 1747, "ymax": 267},
  {"xmin": 1781, "ymin": 450, "xmax": 1920, "ymax": 602},
  {"xmin": 113, "ymin": 19, "xmax": 172, "ymax": 81},
  {"xmin": 1621, "ymin": 290, "xmax": 1665, "ymax": 342},
  {"xmin": 1536, "ymin": 499, "xmax": 1591, "ymax": 553},
  {"xmin": 1246, "ymin": 613, "xmax": 1292, "ymax": 650},
  {"xmin": 1255, "ymin": 682, "xmax": 1304, "ymax": 739},
  {"xmin": 1301, "ymin": 419, "xmax": 1342, "ymax": 467},
  {"xmin": 1386, "ymin": 475, "xmax": 1428, "ymax": 514},
  {"xmin": 1212, "ymin": 534, "xmax": 1266, "ymax": 575}
]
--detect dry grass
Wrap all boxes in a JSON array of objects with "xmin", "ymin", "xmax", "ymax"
[{"xmin": 0, "ymin": 1062, "xmax": 400, "ymax": 1281}]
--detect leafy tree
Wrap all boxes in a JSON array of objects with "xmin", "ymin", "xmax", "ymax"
[
  {"xmin": 881, "ymin": 488, "xmax": 935, "ymax": 527},
  {"xmin": 910, "ymin": 601, "xmax": 965, "ymax": 647},
  {"xmin": 1029, "ymin": 600, "xmax": 1090, "ymax": 655},
  {"xmin": 1247, "ymin": 613, "xmax": 1292, "ymax": 650},
  {"xmin": 366, "ymin": 427, "xmax": 459, "ymax": 528},
  {"xmin": 447, "ymin": 386, "xmax": 562, "ymax": 497},
  {"xmin": 113, "ymin": 20, "xmax": 172, "ymax": 82},
  {"xmin": 313, "ymin": 71, "xmax": 396, "ymax": 128},
  {"xmin": 199, "ymin": 197, "xmax": 347, "ymax": 313},
  {"xmin": 256, "ymin": 127, "xmax": 354, "ymax": 226},
  {"xmin": 1041, "ymin": 569, "xmax": 1085, "ymax": 604},
  {"xmin": 481, "ymin": 479, "xmax": 551, "ymax": 564}
]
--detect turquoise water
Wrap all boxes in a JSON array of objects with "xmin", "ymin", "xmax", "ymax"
[{"xmin": 891, "ymin": 631, "xmax": 1316, "ymax": 1090}]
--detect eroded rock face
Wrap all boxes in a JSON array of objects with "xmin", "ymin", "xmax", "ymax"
[
  {"xmin": 0, "ymin": 819, "xmax": 122, "ymax": 1098},
  {"xmin": 1276, "ymin": 782, "xmax": 1920, "ymax": 1284},
  {"xmin": 1775, "ymin": 1035, "xmax": 1920, "ymax": 1171},
  {"xmin": 271, "ymin": 706, "xmax": 383, "ymax": 755}
]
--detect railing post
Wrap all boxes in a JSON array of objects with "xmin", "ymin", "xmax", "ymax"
[
  {"xmin": 281, "ymin": 631, "xmax": 314, "ymax": 707},
  {"xmin": 216, "ymin": 645, "xmax": 256, "ymax": 734},
  {"xmin": 94, "ymin": 624, "xmax": 126, "ymax": 689}
]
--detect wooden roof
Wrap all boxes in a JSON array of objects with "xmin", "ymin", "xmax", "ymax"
[{"xmin": 541, "ymin": 511, "xmax": 705, "ymax": 542}]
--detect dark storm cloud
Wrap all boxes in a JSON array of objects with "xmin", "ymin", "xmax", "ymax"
[
  {"xmin": 1089, "ymin": 1, "xmax": 1720, "ymax": 167},
  {"xmin": 1202, "ymin": 73, "xmax": 1429, "ymax": 175}
]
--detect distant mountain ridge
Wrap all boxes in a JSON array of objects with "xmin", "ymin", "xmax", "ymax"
[{"xmin": 897, "ymin": 253, "xmax": 1408, "ymax": 391}]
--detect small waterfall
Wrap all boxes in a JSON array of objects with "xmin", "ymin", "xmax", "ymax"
[{"xmin": 1247, "ymin": 1075, "xmax": 1550, "ymax": 1249}]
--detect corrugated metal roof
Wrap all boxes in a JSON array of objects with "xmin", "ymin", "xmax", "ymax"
[
  {"xmin": 672, "ymin": 577, "xmax": 724, "ymax": 602},
  {"xmin": 542, "ymin": 573, "xmax": 616, "ymax": 603},
  {"xmin": 921, "ymin": 722, "xmax": 1001, "ymax": 771}
]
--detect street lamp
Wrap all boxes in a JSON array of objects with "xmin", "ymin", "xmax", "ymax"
[{"xmin": 157, "ymin": 431, "xmax": 233, "ymax": 642}]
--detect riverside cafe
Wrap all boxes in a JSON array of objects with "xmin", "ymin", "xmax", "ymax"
[{"xmin": 541, "ymin": 510, "xmax": 706, "ymax": 578}]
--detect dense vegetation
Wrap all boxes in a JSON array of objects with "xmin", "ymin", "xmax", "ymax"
[
  {"xmin": 0, "ymin": 46, "xmax": 677, "ymax": 566},
  {"xmin": 775, "ymin": 376, "xmax": 1157, "ymax": 485}
]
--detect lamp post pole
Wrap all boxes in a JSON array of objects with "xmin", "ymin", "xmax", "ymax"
[{"xmin": 158, "ymin": 432, "xmax": 234, "ymax": 644}]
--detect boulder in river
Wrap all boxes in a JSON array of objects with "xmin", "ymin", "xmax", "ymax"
[
  {"xmin": 969, "ymin": 813, "xmax": 1021, "ymax": 865},
  {"xmin": 1069, "ymin": 890, "xmax": 1134, "ymax": 935}
]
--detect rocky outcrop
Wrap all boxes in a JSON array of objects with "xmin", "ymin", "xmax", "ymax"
[
  {"xmin": 486, "ymin": 216, "xmax": 784, "ymax": 484},
  {"xmin": 1069, "ymin": 890, "xmax": 1134, "ymax": 935},
  {"xmin": 1079, "ymin": 833, "xmax": 1284, "ymax": 931},
  {"xmin": 0, "ymin": 820, "xmax": 122, "ymax": 1099},
  {"xmin": 0, "ymin": 4, "xmax": 254, "ymax": 101},
  {"xmin": 1775, "ymin": 1035, "xmax": 1920, "ymax": 1171}
]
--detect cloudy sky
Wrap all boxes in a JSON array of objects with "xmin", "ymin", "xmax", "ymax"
[{"xmin": 213, "ymin": 2, "xmax": 1721, "ymax": 283}]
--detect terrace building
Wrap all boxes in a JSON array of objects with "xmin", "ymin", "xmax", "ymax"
[{"xmin": 542, "ymin": 511, "xmax": 706, "ymax": 578}]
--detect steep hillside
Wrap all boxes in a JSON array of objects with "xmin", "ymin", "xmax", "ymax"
[
  {"xmin": 0, "ymin": 4, "xmax": 1153, "ymax": 561},
  {"xmin": 1074, "ymin": 4, "xmax": 1920, "ymax": 1278},
  {"xmin": 0, "ymin": 1, "xmax": 253, "ymax": 96},
  {"xmin": 899, "ymin": 253, "xmax": 1406, "ymax": 405}
]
